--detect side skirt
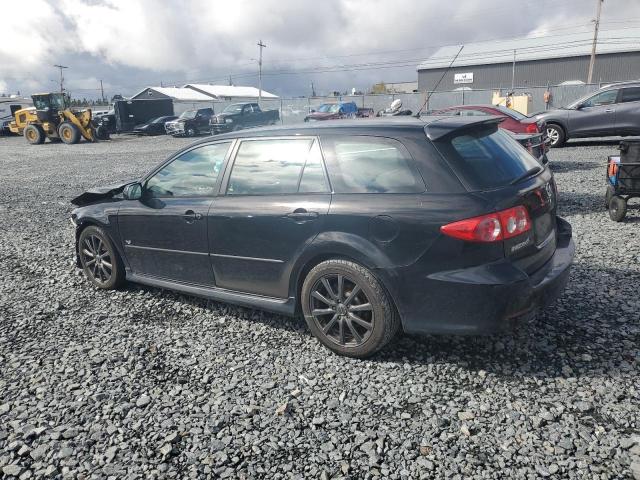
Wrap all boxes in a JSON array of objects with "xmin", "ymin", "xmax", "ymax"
[{"xmin": 127, "ymin": 272, "xmax": 297, "ymax": 316}]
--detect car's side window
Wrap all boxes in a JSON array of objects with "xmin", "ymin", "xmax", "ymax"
[
  {"xmin": 583, "ymin": 90, "xmax": 618, "ymax": 107},
  {"xmin": 298, "ymin": 141, "xmax": 330, "ymax": 193},
  {"xmin": 145, "ymin": 142, "xmax": 230, "ymax": 198},
  {"xmin": 620, "ymin": 87, "xmax": 640, "ymax": 103},
  {"xmin": 226, "ymin": 138, "xmax": 315, "ymax": 195},
  {"xmin": 321, "ymin": 136, "xmax": 425, "ymax": 194}
]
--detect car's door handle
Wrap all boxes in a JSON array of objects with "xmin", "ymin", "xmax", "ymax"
[
  {"xmin": 605, "ymin": 109, "xmax": 615, "ymax": 113},
  {"xmin": 183, "ymin": 210, "xmax": 203, "ymax": 223},
  {"xmin": 285, "ymin": 208, "xmax": 319, "ymax": 221}
]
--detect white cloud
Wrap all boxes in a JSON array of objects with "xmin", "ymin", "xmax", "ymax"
[{"xmin": 2, "ymin": 0, "xmax": 639, "ymax": 96}]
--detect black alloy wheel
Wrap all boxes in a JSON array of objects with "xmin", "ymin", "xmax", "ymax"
[
  {"xmin": 78, "ymin": 226, "xmax": 124, "ymax": 289},
  {"xmin": 301, "ymin": 259, "xmax": 400, "ymax": 358},
  {"xmin": 309, "ymin": 274, "xmax": 374, "ymax": 347}
]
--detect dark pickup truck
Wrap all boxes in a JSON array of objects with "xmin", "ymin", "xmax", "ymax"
[{"xmin": 210, "ymin": 103, "xmax": 279, "ymax": 134}]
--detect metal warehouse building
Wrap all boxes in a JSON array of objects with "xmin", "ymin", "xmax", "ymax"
[{"xmin": 417, "ymin": 28, "xmax": 640, "ymax": 91}]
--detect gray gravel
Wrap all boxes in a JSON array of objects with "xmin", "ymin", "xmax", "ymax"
[{"xmin": 0, "ymin": 134, "xmax": 639, "ymax": 479}]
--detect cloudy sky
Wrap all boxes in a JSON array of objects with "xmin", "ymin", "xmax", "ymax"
[{"xmin": 2, "ymin": 0, "xmax": 639, "ymax": 99}]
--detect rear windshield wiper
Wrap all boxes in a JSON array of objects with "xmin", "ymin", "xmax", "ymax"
[{"xmin": 510, "ymin": 165, "xmax": 542, "ymax": 185}]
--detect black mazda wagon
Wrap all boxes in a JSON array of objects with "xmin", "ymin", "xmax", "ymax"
[{"xmin": 71, "ymin": 117, "xmax": 575, "ymax": 358}]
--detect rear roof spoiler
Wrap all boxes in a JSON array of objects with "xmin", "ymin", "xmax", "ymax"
[{"xmin": 423, "ymin": 116, "xmax": 503, "ymax": 141}]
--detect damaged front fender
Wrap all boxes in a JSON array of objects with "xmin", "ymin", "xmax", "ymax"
[{"xmin": 70, "ymin": 180, "xmax": 136, "ymax": 206}]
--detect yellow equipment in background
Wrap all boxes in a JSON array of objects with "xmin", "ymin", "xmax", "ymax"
[
  {"xmin": 9, "ymin": 92, "xmax": 108, "ymax": 144},
  {"xmin": 492, "ymin": 91, "xmax": 533, "ymax": 116}
]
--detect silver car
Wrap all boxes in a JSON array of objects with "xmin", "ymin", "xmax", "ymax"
[{"xmin": 536, "ymin": 81, "xmax": 640, "ymax": 147}]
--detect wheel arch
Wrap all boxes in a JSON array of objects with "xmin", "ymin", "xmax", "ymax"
[
  {"xmin": 547, "ymin": 120, "xmax": 568, "ymax": 139},
  {"xmin": 290, "ymin": 238, "xmax": 400, "ymax": 317},
  {"xmin": 74, "ymin": 216, "xmax": 126, "ymax": 269}
]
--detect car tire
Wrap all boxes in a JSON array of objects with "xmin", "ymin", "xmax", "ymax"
[
  {"xmin": 58, "ymin": 122, "xmax": 81, "ymax": 144},
  {"xmin": 24, "ymin": 124, "xmax": 45, "ymax": 144},
  {"xmin": 186, "ymin": 127, "xmax": 196, "ymax": 137},
  {"xmin": 78, "ymin": 226, "xmax": 125, "ymax": 290},
  {"xmin": 547, "ymin": 124, "xmax": 565, "ymax": 148},
  {"xmin": 605, "ymin": 185, "xmax": 615, "ymax": 209},
  {"xmin": 301, "ymin": 259, "xmax": 400, "ymax": 358},
  {"xmin": 608, "ymin": 196, "xmax": 627, "ymax": 222}
]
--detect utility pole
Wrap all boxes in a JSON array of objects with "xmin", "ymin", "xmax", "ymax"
[
  {"xmin": 53, "ymin": 64, "xmax": 68, "ymax": 94},
  {"xmin": 99, "ymin": 79, "xmax": 105, "ymax": 104},
  {"xmin": 311, "ymin": 81, "xmax": 316, "ymax": 97},
  {"xmin": 511, "ymin": 49, "xmax": 516, "ymax": 92},
  {"xmin": 257, "ymin": 40, "xmax": 266, "ymax": 105},
  {"xmin": 587, "ymin": 0, "xmax": 604, "ymax": 84}
]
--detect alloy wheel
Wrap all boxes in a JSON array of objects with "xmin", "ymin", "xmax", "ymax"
[
  {"xmin": 80, "ymin": 234, "xmax": 113, "ymax": 284},
  {"xmin": 309, "ymin": 274, "xmax": 374, "ymax": 347},
  {"xmin": 547, "ymin": 127, "xmax": 560, "ymax": 145}
]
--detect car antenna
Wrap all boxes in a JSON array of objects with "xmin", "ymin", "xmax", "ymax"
[{"xmin": 415, "ymin": 45, "xmax": 464, "ymax": 118}]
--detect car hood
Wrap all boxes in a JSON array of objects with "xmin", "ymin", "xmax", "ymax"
[
  {"xmin": 71, "ymin": 180, "xmax": 135, "ymax": 206},
  {"xmin": 133, "ymin": 124, "xmax": 149, "ymax": 129}
]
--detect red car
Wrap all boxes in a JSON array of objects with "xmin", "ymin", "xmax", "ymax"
[{"xmin": 432, "ymin": 104, "xmax": 545, "ymax": 135}]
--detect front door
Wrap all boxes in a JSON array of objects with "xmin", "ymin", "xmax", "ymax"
[
  {"xmin": 118, "ymin": 141, "xmax": 232, "ymax": 285},
  {"xmin": 569, "ymin": 89, "xmax": 619, "ymax": 137},
  {"xmin": 209, "ymin": 137, "xmax": 331, "ymax": 298}
]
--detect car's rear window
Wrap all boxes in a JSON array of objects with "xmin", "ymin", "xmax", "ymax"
[
  {"xmin": 434, "ymin": 128, "xmax": 540, "ymax": 190},
  {"xmin": 320, "ymin": 136, "xmax": 425, "ymax": 193}
]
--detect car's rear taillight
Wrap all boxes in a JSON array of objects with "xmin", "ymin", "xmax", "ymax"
[
  {"xmin": 440, "ymin": 206, "xmax": 531, "ymax": 242},
  {"xmin": 525, "ymin": 123, "xmax": 539, "ymax": 134}
]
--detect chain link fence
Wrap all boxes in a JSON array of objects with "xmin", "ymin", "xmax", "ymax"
[{"xmin": 204, "ymin": 83, "xmax": 602, "ymax": 126}]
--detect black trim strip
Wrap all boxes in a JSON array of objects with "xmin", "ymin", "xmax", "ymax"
[
  {"xmin": 125, "ymin": 245, "xmax": 284, "ymax": 264},
  {"xmin": 124, "ymin": 244, "xmax": 209, "ymax": 256},
  {"xmin": 210, "ymin": 253, "xmax": 284, "ymax": 264}
]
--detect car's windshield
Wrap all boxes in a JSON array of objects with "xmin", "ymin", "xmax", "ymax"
[
  {"xmin": 152, "ymin": 117, "xmax": 169, "ymax": 123},
  {"xmin": 179, "ymin": 110, "xmax": 197, "ymax": 119},
  {"xmin": 316, "ymin": 104, "xmax": 341, "ymax": 113},
  {"xmin": 567, "ymin": 90, "xmax": 604, "ymax": 109},
  {"xmin": 434, "ymin": 128, "xmax": 541, "ymax": 190},
  {"xmin": 223, "ymin": 104, "xmax": 244, "ymax": 114}
]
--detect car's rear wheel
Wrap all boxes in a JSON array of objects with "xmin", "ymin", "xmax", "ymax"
[
  {"xmin": 609, "ymin": 196, "xmax": 627, "ymax": 222},
  {"xmin": 547, "ymin": 124, "xmax": 565, "ymax": 148},
  {"xmin": 78, "ymin": 226, "xmax": 125, "ymax": 289},
  {"xmin": 301, "ymin": 259, "xmax": 400, "ymax": 358}
]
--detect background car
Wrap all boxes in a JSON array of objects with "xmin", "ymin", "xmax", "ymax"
[
  {"xmin": 210, "ymin": 103, "xmax": 279, "ymax": 134},
  {"xmin": 431, "ymin": 105, "xmax": 549, "ymax": 163},
  {"xmin": 132, "ymin": 116, "xmax": 177, "ymax": 135},
  {"xmin": 432, "ymin": 104, "xmax": 546, "ymax": 134},
  {"xmin": 71, "ymin": 117, "xmax": 573, "ymax": 358},
  {"xmin": 536, "ymin": 81, "xmax": 640, "ymax": 147},
  {"xmin": 165, "ymin": 108, "xmax": 214, "ymax": 137}
]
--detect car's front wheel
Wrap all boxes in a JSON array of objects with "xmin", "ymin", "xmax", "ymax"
[
  {"xmin": 78, "ymin": 226, "xmax": 125, "ymax": 289},
  {"xmin": 301, "ymin": 259, "xmax": 400, "ymax": 358},
  {"xmin": 547, "ymin": 124, "xmax": 566, "ymax": 148}
]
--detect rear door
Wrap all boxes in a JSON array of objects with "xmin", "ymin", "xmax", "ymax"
[
  {"xmin": 208, "ymin": 137, "xmax": 331, "ymax": 298},
  {"xmin": 117, "ymin": 141, "xmax": 232, "ymax": 285},
  {"xmin": 614, "ymin": 87, "xmax": 640, "ymax": 135},
  {"xmin": 569, "ymin": 89, "xmax": 618, "ymax": 137}
]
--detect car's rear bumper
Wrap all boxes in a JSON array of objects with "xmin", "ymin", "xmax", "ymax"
[{"xmin": 388, "ymin": 216, "xmax": 575, "ymax": 335}]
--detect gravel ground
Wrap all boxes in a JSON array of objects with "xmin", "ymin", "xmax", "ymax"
[{"xmin": 0, "ymin": 134, "xmax": 639, "ymax": 480}]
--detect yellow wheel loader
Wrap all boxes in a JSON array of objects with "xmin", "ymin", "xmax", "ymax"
[{"xmin": 9, "ymin": 92, "xmax": 109, "ymax": 145}]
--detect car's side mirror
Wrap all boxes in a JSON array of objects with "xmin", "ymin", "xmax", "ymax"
[{"xmin": 123, "ymin": 182, "xmax": 142, "ymax": 200}]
